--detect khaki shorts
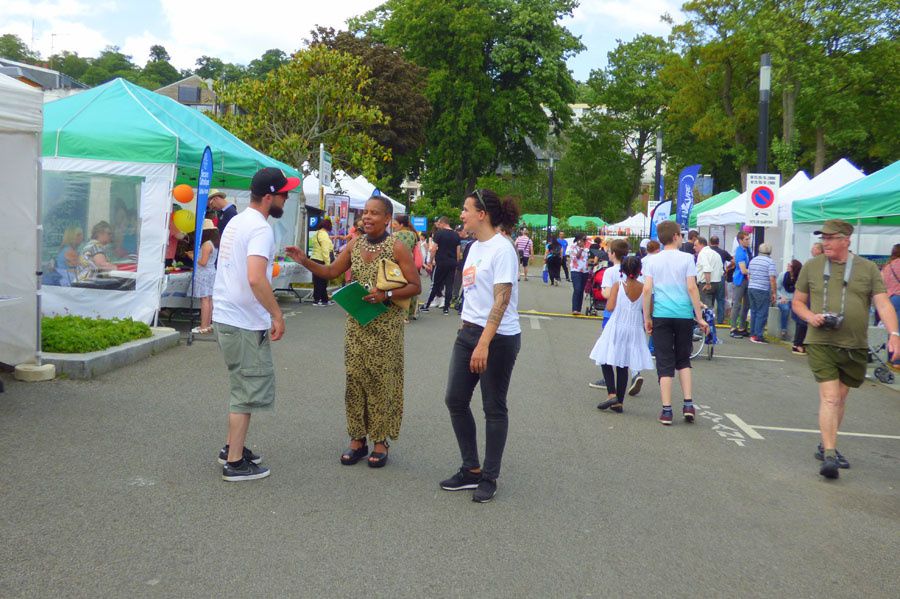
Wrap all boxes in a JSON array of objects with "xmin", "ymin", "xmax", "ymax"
[
  {"xmin": 215, "ymin": 322, "xmax": 275, "ymax": 413},
  {"xmin": 806, "ymin": 344, "xmax": 867, "ymax": 389}
]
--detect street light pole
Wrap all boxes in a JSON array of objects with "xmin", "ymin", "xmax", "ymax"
[
  {"xmin": 755, "ymin": 53, "xmax": 771, "ymax": 251},
  {"xmin": 546, "ymin": 156, "xmax": 554, "ymax": 244},
  {"xmin": 654, "ymin": 130, "xmax": 663, "ymax": 202}
]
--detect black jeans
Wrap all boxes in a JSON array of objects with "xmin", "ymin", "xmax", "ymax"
[
  {"xmin": 571, "ymin": 271, "xmax": 587, "ymax": 312},
  {"xmin": 601, "ymin": 365, "xmax": 629, "ymax": 401},
  {"xmin": 562, "ymin": 259, "xmax": 570, "ymax": 281},
  {"xmin": 792, "ymin": 312, "xmax": 808, "ymax": 347},
  {"xmin": 311, "ymin": 259, "xmax": 328, "ymax": 304},
  {"xmin": 444, "ymin": 324, "xmax": 521, "ymax": 480},
  {"xmin": 426, "ymin": 262, "xmax": 457, "ymax": 309}
]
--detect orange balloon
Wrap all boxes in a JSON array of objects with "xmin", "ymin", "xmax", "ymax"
[
  {"xmin": 272, "ymin": 262, "xmax": 281, "ymax": 277},
  {"xmin": 173, "ymin": 184, "xmax": 194, "ymax": 204}
]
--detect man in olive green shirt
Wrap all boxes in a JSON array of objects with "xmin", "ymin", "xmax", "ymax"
[{"xmin": 793, "ymin": 220, "xmax": 900, "ymax": 480}]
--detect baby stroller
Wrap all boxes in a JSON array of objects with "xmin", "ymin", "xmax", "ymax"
[
  {"xmin": 868, "ymin": 338, "xmax": 897, "ymax": 384},
  {"xmin": 583, "ymin": 263, "xmax": 608, "ymax": 316}
]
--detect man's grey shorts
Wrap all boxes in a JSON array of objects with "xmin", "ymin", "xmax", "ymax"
[{"xmin": 215, "ymin": 322, "xmax": 275, "ymax": 413}]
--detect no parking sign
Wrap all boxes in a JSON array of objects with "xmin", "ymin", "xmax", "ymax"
[{"xmin": 745, "ymin": 173, "xmax": 780, "ymax": 226}]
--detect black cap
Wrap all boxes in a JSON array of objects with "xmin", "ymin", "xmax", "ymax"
[{"xmin": 251, "ymin": 167, "xmax": 300, "ymax": 196}]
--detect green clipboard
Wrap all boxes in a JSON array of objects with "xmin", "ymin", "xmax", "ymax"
[{"xmin": 331, "ymin": 281, "xmax": 387, "ymax": 326}]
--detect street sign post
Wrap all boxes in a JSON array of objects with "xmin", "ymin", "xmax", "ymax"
[{"xmin": 746, "ymin": 172, "xmax": 780, "ymax": 227}]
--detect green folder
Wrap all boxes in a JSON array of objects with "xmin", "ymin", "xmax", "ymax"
[{"xmin": 331, "ymin": 281, "xmax": 387, "ymax": 326}]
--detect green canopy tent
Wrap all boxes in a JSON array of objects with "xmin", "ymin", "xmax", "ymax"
[
  {"xmin": 792, "ymin": 160, "xmax": 900, "ymax": 258},
  {"xmin": 565, "ymin": 215, "xmax": 607, "ymax": 230},
  {"xmin": 520, "ymin": 213, "xmax": 558, "ymax": 229},
  {"xmin": 40, "ymin": 78, "xmax": 304, "ymax": 324},
  {"xmin": 689, "ymin": 189, "xmax": 739, "ymax": 229}
]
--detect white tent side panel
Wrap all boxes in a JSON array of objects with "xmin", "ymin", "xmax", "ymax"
[
  {"xmin": 0, "ymin": 74, "xmax": 42, "ymax": 366},
  {"xmin": 40, "ymin": 158, "xmax": 173, "ymax": 325},
  {"xmin": 0, "ymin": 131, "xmax": 40, "ymax": 365}
]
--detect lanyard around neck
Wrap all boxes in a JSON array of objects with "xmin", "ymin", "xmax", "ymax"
[{"xmin": 823, "ymin": 255, "xmax": 854, "ymax": 314}]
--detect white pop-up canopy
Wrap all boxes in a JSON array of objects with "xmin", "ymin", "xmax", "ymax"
[
  {"xmin": 0, "ymin": 74, "xmax": 43, "ymax": 366},
  {"xmin": 606, "ymin": 213, "xmax": 650, "ymax": 236},
  {"xmin": 697, "ymin": 171, "xmax": 810, "ymax": 227}
]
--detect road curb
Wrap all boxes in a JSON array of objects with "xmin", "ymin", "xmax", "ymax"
[{"xmin": 42, "ymin": 327, "xmax": 181, "ymax": 380}]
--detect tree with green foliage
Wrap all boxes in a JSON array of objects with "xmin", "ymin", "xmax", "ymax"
[
  {"xmin": 194, "ymin": 55, "xmax": 246, "ymax": 82},
  {"xmin": 353, "ymin": 0, "xmax": 583, "ymax": 202},
  {"xmin": 588, "ymin": 34, "xmax": 673, "ymax": 215},
  {"xmin": 247, "ymin": 49, "xmax": 288, "ymax": 79},
  {"xmin": 309, "ymin": 26, "xmax": 431, "ymax": 195},
  {"xmin": 48, "ymin": 51, "xmax": 90, "ymax": 81},
  {"xmin": 0, "ymin": 33, "xmax": 39, "ymax": 63},
  {"xmin": 214, "ymin": 45, "xmax": 388, "ymax": 177},
  {"xmin": 142, "ymin": 45, "xmax": 181, "ymax": 88}
]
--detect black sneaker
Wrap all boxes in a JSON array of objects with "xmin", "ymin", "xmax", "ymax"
[
  {"xmin": 440, "ymin": 468, "xmax": 482, "ymax": 491},
  {"xmin": 222, "ymin": 458, "xmax": 270, "ymax": 481},
  {"xmin": 217, "ymin": 445, "xmax": 262, "ymax": 465},
  {"xmin": 819, "ymin": 456, "xmax": 840, "ymax": 479},
  {"xmin": 420, "ymin": 305, "xmax": 430, "ymax": 312},
  {"xmin": 472, "ymin": 478, "xmax": 498, "ymax": 503},
  {"xmin": 729, "ymin": 329, "xmax": 743, "ymax": 338},
  {"xmin": 815, "ymin": 444, "xmax": 850, "ymax": 468},
  {"xmin": 588, "ymin": 379, "xmax": 606, "ymax": 389},
  {"xmin": 442, "ymin": 308, "xmax": 449, "ymax": 315},
  {"xmin": 628, "ymin": 374, "xmax": 643, "ymax": 396},
  {"xmin": 597, "ymin": 398, "xmax": 620, "ymax": 410}
]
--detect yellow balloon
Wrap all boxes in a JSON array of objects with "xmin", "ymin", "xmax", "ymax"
[{"xmin": 173, "ymin": 210, "xmax": 195, "ymax": 234}]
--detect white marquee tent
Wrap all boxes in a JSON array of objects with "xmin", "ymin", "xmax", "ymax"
[
  {"xmin": 0, "ymin": 74, "xmax": 43, "ymax": 367},
  {"xmin": 606, "ymin": 213, "xmax": 649, "ymax": 236}
]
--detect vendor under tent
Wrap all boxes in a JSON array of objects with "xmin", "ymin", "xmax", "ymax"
[
  {"xmin": 565, "ymin": 215, "xmax": 607, "ymax": 230},
  {"xmin": 792, "ymin": 159, "xmax": 900, "ymax": 260},
  {"xmin": 0, "ymin": 74, "xmax": 43, "ymax": 370},
  {"xmin": 40, "ymin": 77, "xmax": 304, "ymax": 324},
  {"xmin": 520, "ymin": 213, "xmax": 558, "ymax": 229}
]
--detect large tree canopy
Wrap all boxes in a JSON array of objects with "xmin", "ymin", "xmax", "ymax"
[
  {"xmin": 214, "ymin": 46, "xmax": 388, "ymax": 178},
  {"xmin": 353, "ymin": 0, "xmax": 583, "ymax": 201}
]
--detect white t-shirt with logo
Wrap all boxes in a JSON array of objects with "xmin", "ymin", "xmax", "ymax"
[
  {"xmin": 213, "ymin": 208, "xmax": 275, "ymax": 330},
  {"xmin": 460, "ymin": 233, "xmax": 521, "ymax": 335}
]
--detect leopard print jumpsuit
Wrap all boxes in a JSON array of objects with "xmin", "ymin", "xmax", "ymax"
[{"xmin": 344, "ymin": 235, "xmax": 405, "ymax": 442}]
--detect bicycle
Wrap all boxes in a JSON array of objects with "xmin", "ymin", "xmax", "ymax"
[{"xmin": 690, "ymin": 307, "xmax": 717, "ymax": 360}]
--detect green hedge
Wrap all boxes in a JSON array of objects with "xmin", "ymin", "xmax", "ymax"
[{"xmin": 42, "ymin": 315, "xmax": 152, "ymax": 353}]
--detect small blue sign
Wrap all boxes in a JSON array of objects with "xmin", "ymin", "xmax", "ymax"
[{"xmin": 412, "ymin": 216, "xmax": 427, "ymax": 232}]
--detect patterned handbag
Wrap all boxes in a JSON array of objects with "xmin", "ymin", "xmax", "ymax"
[{"xmin": 376, "ymin": 258, "xmax": 411, "ymax": 310}]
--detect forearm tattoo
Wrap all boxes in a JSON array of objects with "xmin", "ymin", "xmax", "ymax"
[{"xmin": 488, "ymin": 283, "xmax": 512, "ymax": 326}]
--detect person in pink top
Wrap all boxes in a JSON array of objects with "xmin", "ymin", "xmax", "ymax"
[
  {"xmin": 514, "ymin": 229, "xmax": 534, "ymax": 280},
  {"xmin": 881, "ymin": 243, "xmax": 900, "ymax": 321}
]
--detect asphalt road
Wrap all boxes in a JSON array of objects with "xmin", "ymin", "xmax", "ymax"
[{"xmin": 1, "ymin": 279, "xmax": 898, "ymax": 598}]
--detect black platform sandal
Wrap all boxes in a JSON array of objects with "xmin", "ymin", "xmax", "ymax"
[
  {"xmin": 340, "ymin": 440, "xmax": 369, "ymax": 465},
  {"xmin": 368, "ymin": 441, "xmax": 390, "ymax": 468}
]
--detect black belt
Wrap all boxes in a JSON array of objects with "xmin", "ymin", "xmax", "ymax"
[{"xmin": 461, "ymin": 321, "xmax": 483, "ymax": 330}]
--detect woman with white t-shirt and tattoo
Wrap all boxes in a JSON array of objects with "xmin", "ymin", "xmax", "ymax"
[{"xmin": 439, "ymin": 188, "xmax": 522, "ymax": 503}]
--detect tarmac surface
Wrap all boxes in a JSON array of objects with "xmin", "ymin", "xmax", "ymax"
[{"xmin": 1, "ymin": 277, "xmax": 898, "ymax": 598}]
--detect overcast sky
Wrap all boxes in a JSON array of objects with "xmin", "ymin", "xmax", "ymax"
[{"xmin": 0, "ymin": 0, "xmax": 683, "ymax": 82}]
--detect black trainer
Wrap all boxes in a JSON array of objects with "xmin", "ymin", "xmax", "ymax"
[
  {"xmin": 420, "ymin": 305, "xmax": 430, "ymax": 312},
  {"xmin": 217, "ymin": 445, "xmax": 262, "ymax": 465},
  {"xmin": 472, "ymin": 478, "xmax": 498, "ymax": 503},
  {"xmin": 588, "ymin": 379, "xmax": 606, "ymax": 389},
  {"xmin": 440, "ymin": 468, "xmax": 482, "ymax": 491},
  {"xmin": 597, "ymin": 398, "xmax": 620, "ymax": 410},
  {"xmin": 815, "ymin": 444, "xmax": 850, "ymax": 468},
  {"xmin": 222, "ymin": 458, "xmax": 270, "ymax": 481},
  {"xmin": 819, "ymin": 455, "xmax": 840, "ymax": 479},
  {"xmin": 628, "ymin": 374, "xmax": 644, "ymax": 396}
]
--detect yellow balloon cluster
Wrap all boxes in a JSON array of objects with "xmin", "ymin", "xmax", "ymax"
[{"xmin": 172, "ymin": 210, "xmax": 195, "ymax": 234}]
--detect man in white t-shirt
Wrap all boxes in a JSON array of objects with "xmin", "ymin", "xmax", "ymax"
[
  {"xmin": 694, "ymin": 236, "xmax": 724, "ymax": 311},
  {"xmin": 213, "ymin": 167, "xmax": 299, "ymax": 482}
]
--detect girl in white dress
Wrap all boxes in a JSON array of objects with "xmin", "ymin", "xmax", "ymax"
[{"xmin": 589, "ymin": 256, "xmax": 654, "ymax": 412}]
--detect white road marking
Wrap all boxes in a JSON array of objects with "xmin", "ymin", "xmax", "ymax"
[
  {"xmin": 751, "ymin": 426, "xmax": 900, "ymax": 440},
  {"xmin": 724, "ymin": 414, "xmax": 900, "ymax": 440},
  {"xmin": 521, "ymin": 314, "xmax": 551, "ymax": 330},
  {"xmin": 724, "ymin": 413, "xmax": 766, "ymax": 439},
  {"xmin": 711, "ymin": 355, "xmax": 785, "ymax": 363}
]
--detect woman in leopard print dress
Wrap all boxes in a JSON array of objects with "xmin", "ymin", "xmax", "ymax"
[{"xmin": 287, "ymin": 196, "xmax": 420, "ymax": 467}]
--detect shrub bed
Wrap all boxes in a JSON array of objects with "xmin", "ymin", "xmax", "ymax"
[{"xmin": 42, "ymin": 315, "xmax": 152, "ymax": 353}]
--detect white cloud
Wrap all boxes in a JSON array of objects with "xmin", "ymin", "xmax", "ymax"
[
  {"xmin": 565, "ymin": 0, "xmax": 682, "ymax": 36},
  {"xmin": 155, "ymin": 0, "xmax": 384, "ymax": 70},
  {"xmin": 0, "ymin": 16, "xmax": 112, "ymax": 58},
  {"xmin": 0, "ymin": 0, "xmax": 95, "ymax": 19}
]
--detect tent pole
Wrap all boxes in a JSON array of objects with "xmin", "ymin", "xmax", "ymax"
[{"xmin": 34, "ymin": 133, "xmax": 43, "ymax": 366}]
